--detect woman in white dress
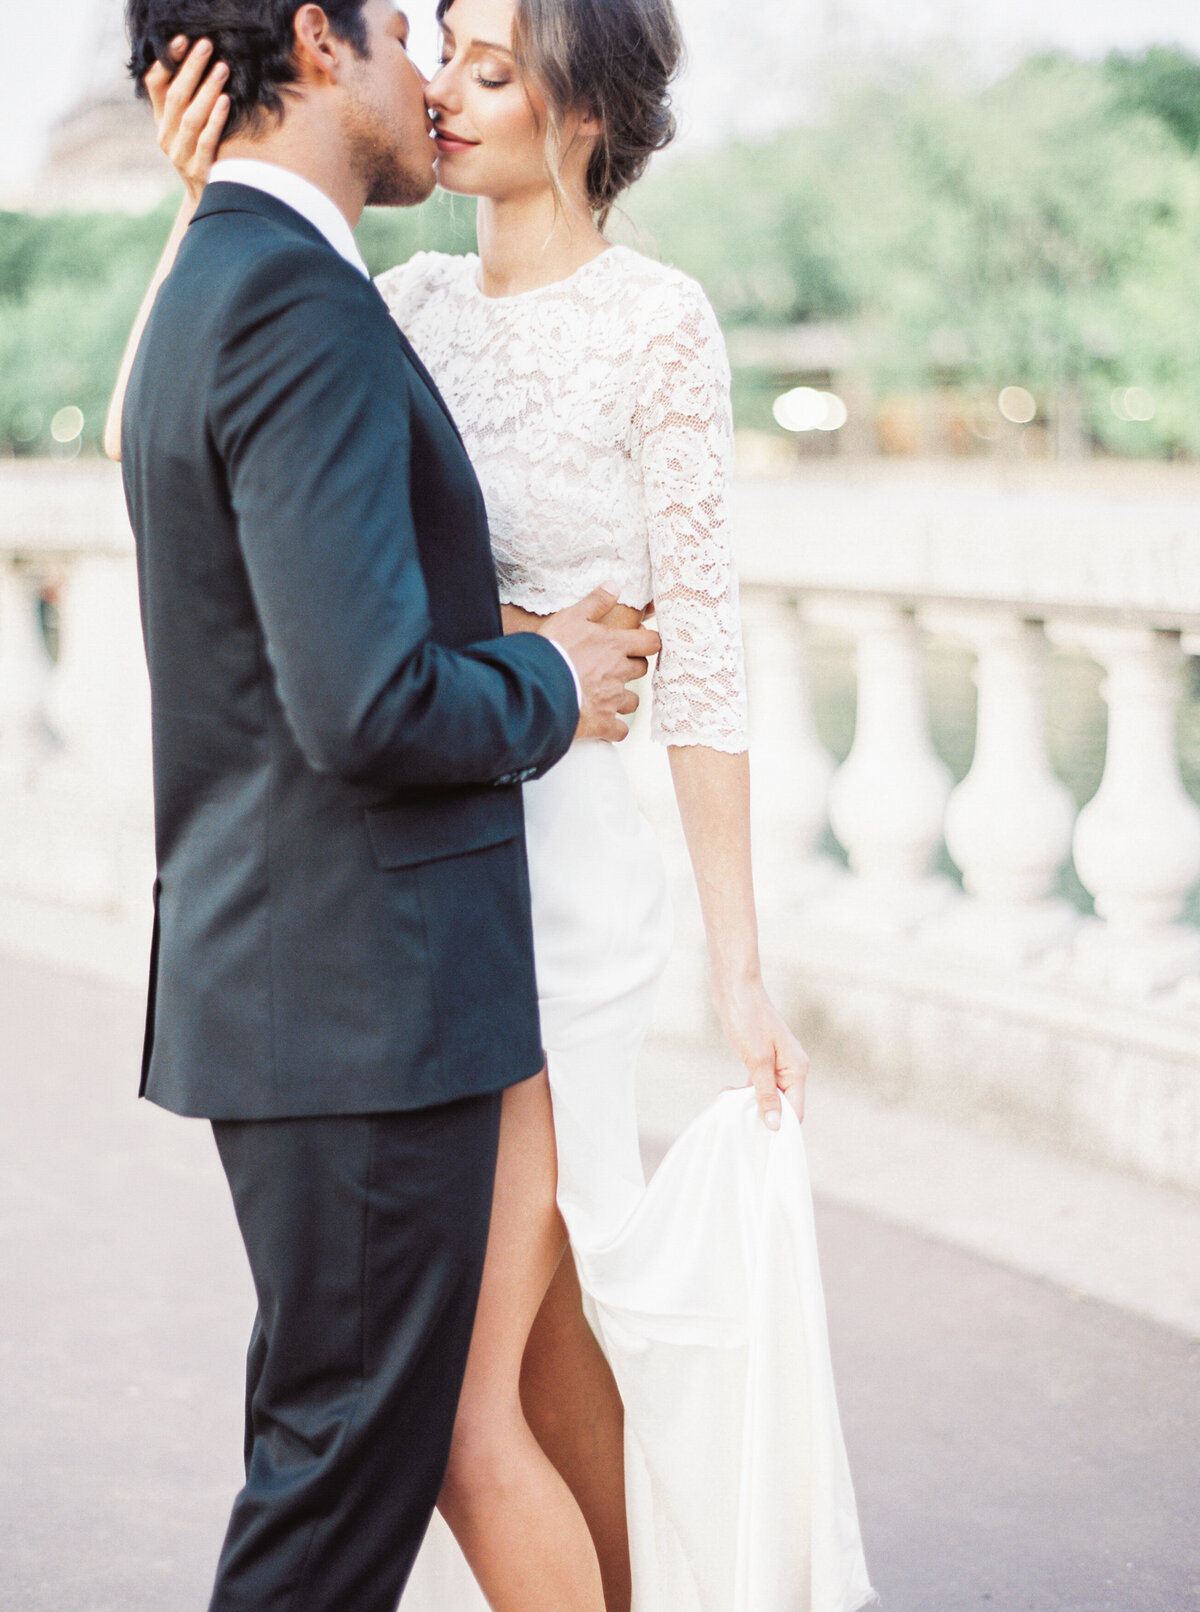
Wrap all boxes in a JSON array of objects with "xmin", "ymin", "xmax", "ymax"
[{"xmin": 115, "ymin": 3, "xmax": 875, "ymax": 1606}]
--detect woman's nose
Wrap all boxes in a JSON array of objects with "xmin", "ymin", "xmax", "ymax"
[{"xmin": 424, "ymin": 65, "xmax": 457, "ymax": 113}]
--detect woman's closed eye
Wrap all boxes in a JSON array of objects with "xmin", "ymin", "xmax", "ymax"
[{"xmin": 437, "ymin": 54, "xmax": 510, "ymax": 87}]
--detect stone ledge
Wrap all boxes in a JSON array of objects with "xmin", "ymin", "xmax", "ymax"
[{"xmin": 765, "ymin": 924, "xmax": 1200, "ymax": 1195}]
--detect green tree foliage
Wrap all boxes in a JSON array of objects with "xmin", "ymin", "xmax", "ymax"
[
  {"xmin": 0, "ymin": 206, "xmax": 175, "ymax": 454},
  {"xmin": 3, "ymin": 52, "xmax": 1200, "ymax": 458},
  {"xmin": 626, "ymin": 51, "xmax": 1200, "ymax": 456},
  {"xmin": 0, "ymin": 193, "xmax": 475, "ymax": 455},
  {"xmin": 1106, "ymin": 46, "xmax": 1200, "ymax": 153},
  {"xmin": 355, "ymin": 193, "xmax": 477, "ymax": 274}
]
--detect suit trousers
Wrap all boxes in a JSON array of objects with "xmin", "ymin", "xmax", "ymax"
[{"xmin": 207, "ymin": 1093, "xmax": 503, "ymax": 1612}]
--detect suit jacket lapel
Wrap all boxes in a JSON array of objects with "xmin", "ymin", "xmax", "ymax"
[{"xmin": 193, "ymin": 185, "xmax": 468, "ymax": 449}]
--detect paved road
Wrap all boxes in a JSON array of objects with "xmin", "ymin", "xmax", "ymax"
[{"xmin": 1, "ymin": 952, "xmax": 1197, "ymax": 1612}]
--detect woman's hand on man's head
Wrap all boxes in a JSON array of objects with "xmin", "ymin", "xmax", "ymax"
[{"xmin": 145, "ymin": 35, "xmax": 230, "ymax": 204}]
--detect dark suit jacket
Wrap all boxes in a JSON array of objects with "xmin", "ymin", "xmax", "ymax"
[{"xmin": 121, "ymin": 183, "xmax": 578, "ymax": 1120}]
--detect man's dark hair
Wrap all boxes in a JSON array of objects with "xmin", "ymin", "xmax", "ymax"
[{"xmin": 126, "ymin": 0, "xmax": 372, "ymax": 137}]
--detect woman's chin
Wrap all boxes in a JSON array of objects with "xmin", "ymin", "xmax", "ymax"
[{"xmin": 432, "ymin": 161, "xmax": 480, "ymax": 198}]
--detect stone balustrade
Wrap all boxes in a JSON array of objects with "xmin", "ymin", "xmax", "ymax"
[
  {"xmin": 717, "ymin": 474, "xmax": 1200, "ymax": 1192},
  {"xmin": 726, "ymin": 478, "xmax": 1200, "ymax": 983},
  {"xmin": 0, "ymin": 463, "xmax": 153, "ymax": 926},
  {"xmin": 3, "ymin": 461, "xmax": 1200, "ymax": 1191}
]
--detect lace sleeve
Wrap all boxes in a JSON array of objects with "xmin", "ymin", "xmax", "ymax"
[
  {"xmin": 634, "ymin": 280, "xmax": 748, "ymax": 752},
  {"xmin": 374, "ymin": 251, "xmax": 455, "ymax": 329}
]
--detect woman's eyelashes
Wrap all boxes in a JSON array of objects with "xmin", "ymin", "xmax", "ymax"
[{"xmin": 437, "ymin": 54, "xmax": 510, "ymax": 87}]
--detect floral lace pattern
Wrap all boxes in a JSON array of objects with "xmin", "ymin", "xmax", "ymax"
[{"xmin": 376, "ymin": 246, "xmax": 748, "ymax": 751}]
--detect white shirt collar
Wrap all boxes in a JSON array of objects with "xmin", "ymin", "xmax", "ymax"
[{"xmin": 207, "ymin": 158, "xmax": 370, "ymax": 279}]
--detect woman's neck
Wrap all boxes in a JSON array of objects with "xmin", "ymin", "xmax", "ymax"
[{"xmin": 474, "ymin": 188, "xmax": 608, "ymax": 298}]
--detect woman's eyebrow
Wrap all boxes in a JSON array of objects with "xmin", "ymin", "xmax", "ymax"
[{"xmin": 440, "ymin": 25, "xmax": 515, "ymax": 56}]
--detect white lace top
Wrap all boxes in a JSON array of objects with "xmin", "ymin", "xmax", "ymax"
[{"xmin": 376, "ymin": 245, "xmax": 748, "ymax": 751}]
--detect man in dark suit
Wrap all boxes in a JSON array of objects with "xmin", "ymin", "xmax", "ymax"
[{"xmin": 119, "ymin": 1, "xmax": 659, "ymax": 1606}]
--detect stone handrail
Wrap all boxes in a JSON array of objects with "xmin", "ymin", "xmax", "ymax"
[{"xmin": 731, "ymin": 476, "xmax": 1200, "ymax": 624}]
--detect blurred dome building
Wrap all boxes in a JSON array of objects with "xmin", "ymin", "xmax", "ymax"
[{"xmin": 34, "ymin": 0, "xmax": 174, "ymax": 213}]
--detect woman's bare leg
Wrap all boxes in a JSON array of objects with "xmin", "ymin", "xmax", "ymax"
[
  {"xmin": 437, "ymin": 1069, "xmax": 605, "ymax": 1612},
  {"xmin": 522, "ymin": 1250, "xmax": 632, "ymax": 1612}
]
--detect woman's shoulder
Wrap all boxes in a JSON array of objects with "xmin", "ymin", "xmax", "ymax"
[
  {"xmin": 601, "ymin": 247, "xmax": 728, "ymax": 391},
  {"xmin": 374, "ymin": 250, "xmax": 478, "ymax": 319},
  {"xmin": 604, "ymin": 247, "xmax": 724, "ymax": 346}
]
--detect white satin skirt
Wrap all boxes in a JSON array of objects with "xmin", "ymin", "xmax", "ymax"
[{"xmin": 402, "ymin": 741, "xmax": 875, "ymax": 1612}]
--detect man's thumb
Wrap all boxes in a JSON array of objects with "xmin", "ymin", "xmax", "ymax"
[{"xmin": 585, "ymin": 585, "xmax": 619, "ymax": 621}]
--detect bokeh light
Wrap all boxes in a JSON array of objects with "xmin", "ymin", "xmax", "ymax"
[
  {"xmin": 997, "ymin": 386, "xmax": 1037, "ymax": 425},
  {"xmin": 50, "ymin": 405, "xmax": 84, "ymax": 443},
  {"xmin": 1111, "ymin": 386, "xmax": 1156, "ymax": 422},
  {"xmin": 773, "ymin": 388, "xmax": 848, "ymax": 433},
  {"xmin": 11, "ymin": 406, "xmax": 43, "ymax": 444}
]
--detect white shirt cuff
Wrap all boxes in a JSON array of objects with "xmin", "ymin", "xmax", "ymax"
[{"xmin": 545, "ymin": 638, "xmax": 583, "ymax": 712}]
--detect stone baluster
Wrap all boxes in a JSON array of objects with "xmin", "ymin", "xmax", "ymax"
[
  {"xmin": 1064, "ymin": 625, "xmax": 1200, "ymax": 992},
  {"xmin": 931, "ymin": 611, "xmax": 1078, "ymax": 963},
  {"xmin": 44, "ymin": 552, "xmax": 151, "ymax": 791},
  {"xmin": 741, "ymin": 585, "xmax": 837, "ymax": 907},
  {"xmin": 821, "ymin": 600, "xmax": 954, "ymax": 933},
  {"xmin": 0, "ymin": 559, "xmax": 52, "ymax": 781},
  {"xmin": 40, "ymin": 552, "xmax": 155, "ymax": 914}
]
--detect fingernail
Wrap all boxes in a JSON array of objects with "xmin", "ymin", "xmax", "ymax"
[{"xmin": 764, "ymin": 1109, "xmax": 780, "ymax": 1132}]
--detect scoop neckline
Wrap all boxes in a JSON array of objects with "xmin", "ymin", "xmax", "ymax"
[{"xmin": 464, "ymin": 244, "xmax": 624, "ymax": 303}]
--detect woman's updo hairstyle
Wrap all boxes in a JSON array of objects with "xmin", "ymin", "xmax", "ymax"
[{"xmin": 437, "ymin": 0, "xmax": 683, "ymax": 228}]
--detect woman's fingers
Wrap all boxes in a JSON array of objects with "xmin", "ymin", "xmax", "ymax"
[
  {"xmin": 145, "ymin": 34, "xmax": 199, "ymax": 120},
  {"xmin": 195, "ymin": 92, "xmax": 231, "ymax": 169},
  {"xmin": 176, "ymin": 61, "xmax": 229, "ymax": 150},
  {"xmin": 723, "ymin": 986, "xmax": 811, "ymax": 1131},
  {"xmin": 164, "ymin": 37, "xmax": 213, "ymax": 106},
  {"xmin": 749, "ymin": 1051, "xmax": 782, "ymax": 1131},
  {"xmin": 750, "ymin": 1028, "xmax": 809, "ymax": 1130},
  {"xmin": 775, "ymin": 1032, "xmax": 809, "ymax": 1123},
  {"xmin": 155, "ymin": 37, "xmax": 214, "ymax": 148},
  {"xmin": 143, "ymin": 58, "xmax": 175, "ymax": 121},
  {"xmin": 148, "ymin": 42, "xmax": 228, "ymax": 197}
]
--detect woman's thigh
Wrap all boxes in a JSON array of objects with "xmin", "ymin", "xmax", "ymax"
[{"xmin": 453, "ymin": 1066, "xmax": 567, "ymax": 1418}]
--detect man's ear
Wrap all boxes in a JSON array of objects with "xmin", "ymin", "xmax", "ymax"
[{"xmin": 291, "ymin": 4, "xmax": 345, "ymax": 86}]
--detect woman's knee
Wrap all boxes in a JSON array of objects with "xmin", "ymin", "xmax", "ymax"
[{"xmin": 440, "ymin": 1402, "xmax": 527, "ymax": 1515}]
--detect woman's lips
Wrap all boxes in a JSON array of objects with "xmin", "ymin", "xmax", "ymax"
[{"xmin": 433, "ymin": 132, "xmax": 478, "ymax": 153}]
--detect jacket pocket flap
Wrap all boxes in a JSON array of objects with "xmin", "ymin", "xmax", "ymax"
[{"xmin": 364, "ymin": 789, "xmax": 523, "ymax": 870}]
